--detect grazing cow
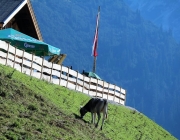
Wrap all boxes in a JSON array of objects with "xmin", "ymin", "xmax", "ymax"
[{"xmin": 80, "ymin": 97, "xmax": 108, "ymax": 130}]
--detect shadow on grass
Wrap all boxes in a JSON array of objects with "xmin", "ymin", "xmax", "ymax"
[{"xmin": 73, "ymin": 113, "xmax": 89, "ymax": 124}]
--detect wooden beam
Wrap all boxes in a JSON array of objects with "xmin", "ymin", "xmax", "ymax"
[
  {"xmin": 0, "ymin": 23, "xmax": 3, "ymax": 29},
  {"xmin": 27, "ymin": 0, "xmax": 43, "ymax": 41},
  {"xmin": 57, "ymin": 54, "xmax": 67, "ymax": 65}
]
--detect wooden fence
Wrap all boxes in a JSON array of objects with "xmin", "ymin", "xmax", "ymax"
[{"xmin": 0, "ymin": 40, "xmax": 126, "ymax": 105}]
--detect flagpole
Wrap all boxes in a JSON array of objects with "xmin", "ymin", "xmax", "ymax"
[
  {"xmin": 92, "ymin": 6, "xmax": 100, "ymax": 73},
  {"xmin": 93, "ymin": 56, "xmax": 96, "ymax": 73}
]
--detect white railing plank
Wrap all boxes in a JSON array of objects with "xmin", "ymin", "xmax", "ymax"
[
  {"xmin": 77, "ymin": 73, "xmax": 83, "ymax": 80},
  {"xmin": 84, "ymin": 76, "xmax": 90, "ymax": 82},
  {"xmin": 14, "ymin": 63, "xmax": 21, "ymax": 72},
  {"xmin": 109, "ymin": 84, "xmax": 115, "ymax": 89},
  {"xmin": 23, "ymin": 60, "xmax": 31, "ymax": 68},
  {"xmin": 68, "ymin": 77, "xmax": 76, "ymax": 84},
  {"xmin": 52, "ymin": 63, "xmax": 60, "ymax": 71},
  {"xmin": 0, "ymin": 51, "xmax": 7, "ymax": 58},
  {"xmin": 120, "ymin": 100, "xmax": 125, "ymax": 105},
  {"xmin": 108, "ymin": 90, "xmax": 114, "ymax": 95},
  {"xmin": 114, "ymin": 97, "xmax": 120, "ymax": 103},
  {"xmin": 23, "ymin": 52, "xmax": 33, "ymax": 60},
  {"xmin": 8, "ymin": 45, "xmax": 16, "ymax": 54},
  {"xmin": 97, "ymin": 92, "xmax": 103, "ymax": 98},
  {"xmin": 69, "ymin": 69, "xmax": 77, "ymax": 77},
  {"xmin": 108, "ymin": 95, "xmax": 114, "ymax": 101},
  {"xmin": 89, "ymin": 91, "xmax": 96, "ymax": 96},
  {"xmin": 77, "ymin": 79, "xmax": 84, "ymax": 87},
  {"xmin": 89, "ymin": 84, "xmax": 96, "ymax": 90},
  {"xmin": 52, "ymin": 78, "xmax": 60, "ymax": 85},
  {"xmin": 6, "ymin": 59, "xmax": 14, "ymax": 67},
  {"xmin": 120, "ymin": 94, "xmax": 125, "ymax": 100},
  {"xmin": 103, "ymin": 94, "xmax": 108, "ymax": 99},
  {"xmin": 22, "ymin": 67, "xmax": 31, "ymax": 75},
  {"xmin": 114, "ymin": 91, "xmax": 120, "ymax": 96},
  {"xmin": 32, "ymin": 71, "xmax": 41, "ymax": 79},
  {"xmin": 98, "ymin": 80, "xmax": 104, "ymax": 87},
  {"xmin": 16, "ymin": 49, "xmax": 24, "ymax": 57},
  {"xmin": 103, "ymin": 82, "xmax": 109, "ymax": 88},
  {"xmin": 32, "ymin": 63, "xmax": 41, "ymax": 72},
  {"xmin": 42, "ymin": 74, "xmax": 51, "ymax": 81},
  {"xmin": 51, "ymin": 69, "xmax": 60, "ymax": 77},
  {"xmin": 83, "ymin": 89, "xmax": 89, "ymax": 95},
  {"xmin": 67, "ymin": 82, "xmax": 76, "ymax": 90},
  {"xmin": 76, "ymin": 86, "xmax": 83, "ymax": 93},
  {"xmin": 0, "ymin": 57, "xmax": 6, "ymax": 65},
  {"xmin": 14, "ymin": 56, "xmax": 22, "ymax": 64},
  {"xmin": 90, "ymin": 78, "xmax": 97, "ymax": 83},
  {"xmin": 60, "ymin": 79, "xmax": 67, "ymax": 87},
  {"xmin": 7, "ymin": 53, "xmax": 14, "ymax": 61},
  {"xmin": 33, "ymin": 56, "xmax": 43, "ymax": 66},
  {"xmin": 97, "ymin": 86, "xmax": 103, "ymax": 92},
  {"xmin": 121, "ymin": 88, "xmax": 126, "ymax": 95},
  {"xmin": 0, "ymin": 40, "xmax": 8, "ymax": 51},
  {"xmin": 61, "ymin": 66, "xmax": 68, "ymax": 73},
  {"xmin": 115, "ymin": 86, "xmax": 121, "ymax": 92}
]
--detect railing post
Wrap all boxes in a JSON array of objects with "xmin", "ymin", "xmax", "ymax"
[
  {"xmin": 113, "ymin": 85, "xmax": 116, "ymax": 102},
  {"xmin": 102, "ymin": 81, "xmax": 104, "ymax": 98},
  {"xmin": 66, "ymin": 67, "xmax": 69, "ymax": 88},
  {"xmin": 40, "ymin": 57, "xmax": 44, "ymax": 79},
  {"xmin": 88, "ymin": 77, "xmax": 91, "ymax": 95},
  {"xmin": 59, "ymin": 64, "xmax": 62, "ymax": 85},
  {"xmin": 13, "ymin": 47, "xmax": 17, "ymax": 68},
  {"xmin": 82, "ymin": 75, "xmax": 85, "ymax": 93},
  {"xmin": 30, "ymin": 53, "xmax": 34, "ymax": 76},
  {"xmin": 124, "ymin": 89, "xmax": 127, "ymax": 105},
  {"xmin": 50, "ymin": 62, "xmax": 53, "ymax": 82},
  {"xmin": 75, "ymin": 71, "xmax": 78, "ymax": 91},
  {"xmin": 21, "ymin": 50, "xmax": 25, "ymax": 73},
  {"xmin": 5, "ymin": 43, "xmax": 10, "ymax": 65},
  {"xmin": 59, "ymin": 65, "xmax": 63, "ymax": 85},
  {"xmin": 107, "ymin": 83, "xmax": 110, "ymax": 101},
  {"xmin": 119, "ymin": 87, "xmax": 121, "ymax": 104},
  {"xmin": 95, "ymin": 79, "xmax": 98, "ymax": 97}
]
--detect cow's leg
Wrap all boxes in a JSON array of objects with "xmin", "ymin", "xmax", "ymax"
[
  {"xmin": 94, "ymin": 113, "xmax": 96, "ymax": 124},
  {"xmin": 100, "ymin": 112, "xmax": 106, "ymax": 130},
  {"xmin": 95, "ymin": 112, "xmax": 101, "ymax": 128},
  {"xmin": 91, "ymin": 113, "xmax": 96, "ymax": 124},
  {"xmin": 91, "ymin": 112, "xmax": 94, "ymax": 123}
]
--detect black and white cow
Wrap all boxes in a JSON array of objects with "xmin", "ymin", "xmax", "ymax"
[{"xmin": 80, "ymin": 97, "xmax": 108, "ymax": 130}]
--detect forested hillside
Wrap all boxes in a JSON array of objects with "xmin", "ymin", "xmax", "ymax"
[
  {"xmin": 31, "ymin": 0, "xmax": 180, "ymax": 139},
  {"xmin": 124, "ymin": 0, "xmax": 180, "ymax": 42}
]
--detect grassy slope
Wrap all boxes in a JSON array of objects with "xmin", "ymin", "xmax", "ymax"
[{"xmin": 0, "ymin": 64, "xmax": 177, "ymax": 140}]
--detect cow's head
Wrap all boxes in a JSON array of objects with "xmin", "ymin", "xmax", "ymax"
[{"xmin": 80, "ymin": 106, "xmax": 87, "ymax": 118}]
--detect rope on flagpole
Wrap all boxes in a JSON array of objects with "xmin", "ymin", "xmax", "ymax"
[{"xmin": 92, "ymin": 6, "xmax": 100, "ymax": 73}]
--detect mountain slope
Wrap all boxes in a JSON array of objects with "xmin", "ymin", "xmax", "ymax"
[
  {"xmin": 123, "ymin": 0, "xmax": 180, "ymax": 42},
  {"xmin": 31, "ymin": 0, "xmax": 180, "ymax": 139},
  {"xmin": 0, "ymin": 64, "xmax": 177, "ymax": 139}
]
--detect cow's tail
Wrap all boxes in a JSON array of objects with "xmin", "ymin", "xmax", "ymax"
[{"xmin": 104, "ymin": 99, "xmax": 108, "ymax": 119}]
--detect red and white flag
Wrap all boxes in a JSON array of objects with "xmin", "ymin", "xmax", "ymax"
[{"xmin": 92, "ymin": 7, "xmax": 100, "ymax": 57}]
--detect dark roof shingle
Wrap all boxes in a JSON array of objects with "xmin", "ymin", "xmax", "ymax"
[{"xmin": 0, "ymin": 0, "xmax": 24, "ymax": 23}]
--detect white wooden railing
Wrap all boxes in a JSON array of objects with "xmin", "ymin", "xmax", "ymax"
[{"xmin": 0, "ymin": 40, "xmax": 126, "ymax": 105}]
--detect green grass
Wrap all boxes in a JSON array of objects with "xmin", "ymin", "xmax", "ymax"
[{"xmin": 0, "ymin": 64, "xmax": 177, "ymax": 140}]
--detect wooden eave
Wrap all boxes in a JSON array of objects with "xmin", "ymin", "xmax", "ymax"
[{"xmin": 27, "ymin": 0, "xmax": 42, "ymax": 41}]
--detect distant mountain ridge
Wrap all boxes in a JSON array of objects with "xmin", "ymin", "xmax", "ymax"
[
  {"xmin": 124, "ymin": 0, "xmax": 180, "ymax": 42},
  {"xmin": 31, "ymin": 0, "xmax": 180, "ymax": 139}
]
